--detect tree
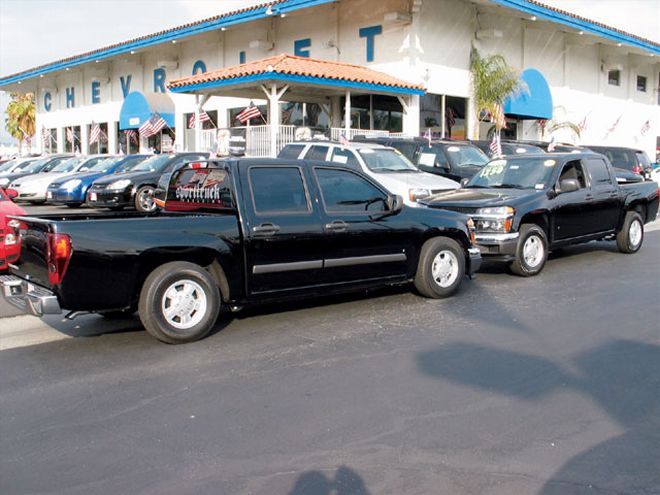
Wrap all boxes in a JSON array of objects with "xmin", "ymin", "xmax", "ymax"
[
  {"xmin": 5, "ymin": 92, "xmax": 36, "ymax": 154},
  {"xmin": 469, "ymin": 49, "xmax": 526, "ymax": 138}
]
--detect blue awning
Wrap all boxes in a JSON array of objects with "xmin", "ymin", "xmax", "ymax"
[
  {"xmin": 119, "ymin": 91, "xmax": 175, "ymax": 129},
  {"xmin": 504, "ymin": 68, "xmax": 553, "ymax": 120}
]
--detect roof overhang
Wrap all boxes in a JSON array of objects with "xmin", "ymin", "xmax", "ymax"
[{"xmin": 503, "ymin": 68, "xmax": 553, "ymax": 119}]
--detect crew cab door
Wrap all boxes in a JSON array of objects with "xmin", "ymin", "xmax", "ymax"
[
  {"xmin": 552, "ymin": 159, "xmax": 590, "ymax": 240},
  {"xmin": 240, "ymin": 164, "xmax": 325, "ymax": 295},
  {"xmin": 582, "ymin": 156, "xmax": 621, "ymax": 232},
  {"xmin": 311, "ymin": 166, "xmax": 411, "ymax": 284}
]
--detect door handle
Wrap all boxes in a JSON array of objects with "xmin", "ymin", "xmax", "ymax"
[
  {"xmin": 252, "ymin": 222, "xmax": 280, "ymax": 234},
  {"xmin": 325, "ymin": 220, "xmax": 347, "ymax": 232},
  {"xmin": 584, "ymin": 194, "xmax": 593, "ymax": 201}
]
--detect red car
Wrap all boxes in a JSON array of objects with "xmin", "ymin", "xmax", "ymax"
[{"xmin": 1, "ymin": 189, "xmax": 26, "ymax": 272}]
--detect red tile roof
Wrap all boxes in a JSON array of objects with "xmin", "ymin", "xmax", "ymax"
[{"xmin": 168, "ymin": 54, "xmax": 425, "ymax": 92}]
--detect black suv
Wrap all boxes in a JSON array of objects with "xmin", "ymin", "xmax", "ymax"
[{"xmin": 583, "ymin": 145, "xmax": 653, "ymax": 180}]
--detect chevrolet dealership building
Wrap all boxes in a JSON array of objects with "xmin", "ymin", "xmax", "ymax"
[{"xmin": 0, "ymin": 0, "xmax": 658, "ymax": 157}]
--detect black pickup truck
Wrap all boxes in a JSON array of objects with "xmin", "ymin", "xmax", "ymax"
[
  {"xmin": 421, "ymin": 152, "xmax": 658, "ymax": 276},
  {"xmin": 1, "ymin": 159, "xmax": 481, "ymax": 344}
]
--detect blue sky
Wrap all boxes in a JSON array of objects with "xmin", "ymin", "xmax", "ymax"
[{"xmin": 1, "ymin": 0, "xmax": 657, "ymax": 145}]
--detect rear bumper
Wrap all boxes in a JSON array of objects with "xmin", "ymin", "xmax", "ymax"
[{"xmin": 0, "ymin": 275, "xmax": 61, "ymax": 316}]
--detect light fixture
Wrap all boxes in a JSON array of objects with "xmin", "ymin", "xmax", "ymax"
[
  {"xmin": 65, "ymin": 67, "xmax": 70, "ymax": 71},
  {"xmin": 530, "ymin": 15, "xmax": 537, "ymax": 21},
  {"xmin": 40, "ymin": 74, "xmax": 44, "ymax": 78},
  {"xmin": 265, "ymin": 6, "xmax": 273, "ymax": 15},
  {"xmin": 17, "ymin": 81, "xmax": 21, "ymax": 84},
  {"xmin": 221, "ymin": 27, "xmax": 226, "ymax": 31},
  {"xmin": 617, "ymin": 43, "xmax": 622, "ymax": 47},
  {"xmin": 130, "ymin": 50, "xmax": 136, "ymax": 54},
  {"xmin": 95, "ymin": 60, "xmax": 100, "ymax": 63},
  {"xmin": 171, "ymin": 40, "xmax": 177, "ymax": 44},
  {"xmin": 280, "ymin": 13, "xmax": 286, "ymax": 18},
  {"xmin": 578, "ymin": 30, "xmax": 584, "ymax": 35}
]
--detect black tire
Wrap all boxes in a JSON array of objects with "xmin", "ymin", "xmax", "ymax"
[
  {"xmin": 138, "ymin": 261, "xmax": 221, "ymax": 344},
  {"xmin": 414, "ymin": 237, "xmax": 466, "ymax": 298},
  {"xmin": 66, "ymin": 203, "xmax": 83, "ymax": 208},
  {"xmin": 509, "ymin": 224, "xmax": 548, "ymax": 277},
  {"xmin": 135, "ymin": 185, "xmax": 156, "ymax": 213},
  {"xmin": 616, "ymin": 211, "xmax": 644, "ymax": 254}
]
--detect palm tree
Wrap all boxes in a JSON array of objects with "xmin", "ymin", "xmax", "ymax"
[
  {"xmin": 5, "ymin": 92, "xmax": 36, "ymax": 154},
  {"xmin": 469, "ymin": 49, "xmax": 526, "ymax": 138}
]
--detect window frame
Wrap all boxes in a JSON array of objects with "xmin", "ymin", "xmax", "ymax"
[
  {"xmin": 636, "ymin": 75, "xmax": 647, "ymax": 92},
  {"xmin": 304, "ymin": 144, "xmax": 332, "ymax": 162},
  {"xmin": 607, "ymin": 69, "xmax": 621, "ymax": 87},
  {"xmin": 583, "ymin": 157, "xmax": 613, "ymax": 187},
  {"xmin": 312, "ymin": 165, "xmax": 390, "ymax": 215},
  {"xmin": 247, "ymin": 165, "xmax": 313, "ymax": 216},
  {"xmin": 557, "ymin": 160, "xmax": 588, "ymax": 190}
]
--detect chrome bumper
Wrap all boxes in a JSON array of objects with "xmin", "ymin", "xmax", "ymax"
[
  {"xmin": 0, "ymin": 275, "xmax": 61, "ymax": 316},
  {"xmin": 467, "ymin": 247, "xmax": 482, "ymax": 275}
]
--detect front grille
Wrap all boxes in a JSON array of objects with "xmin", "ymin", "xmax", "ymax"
[
  {"xmin": 90, "ymin": 184, "xmax": 106, "ymax": 191},
  {"xmin": 439, "ymin": 206, "xmax": 478, "ymax": 214},
  {"xmin": 49, "ymin": 182, "xmax": 62, "ymax": 188}
]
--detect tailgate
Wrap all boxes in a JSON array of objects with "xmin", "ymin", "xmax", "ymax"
[{"xmin": 9, "ymin": 216, "xmax": 54, "ymax": 289}]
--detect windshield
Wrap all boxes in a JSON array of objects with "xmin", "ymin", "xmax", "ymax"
[
  {"xmin": 443, "ymin": 144, "xmax": 488, "ymax": 167},
  {"xmin": 20, "ymin": 157, "xmax": 51, "ymax": 173},
  {"xmin": 466, "ymin": 157, "xmax": 557, "ymax": 189},
  {"xmin": 87, "ymin": 157, "xmax": 122, "ymax": 172},
  {"xmin": 502, "ymin": 143, "xmax": 544, "ymax": 155},
  {"xmin": 116, "ymin": 156, "xmax": 149, "ymax": 172},
  {"xmin": 51, "ymin": 157, "xmax": 83, "ymax": 173},
  {"xmin": 357, "ymin": 148, "xmax": 418, "ymax": 172},
  {"xmin": 0, "ymin": 159, "xmax": 23, "ymax": 172},
  {"xmin": 131, "ymin": 154, "xmax": 175, "ymax": 172}
]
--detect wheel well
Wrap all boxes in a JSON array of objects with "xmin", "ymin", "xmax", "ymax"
[
  {"xmin": 134, "ymin": 248, "xmax": 230, "ymax": 303},
  {"xmin": 629, "ymin": 202, "xmax": 647, "ymax": 222},
  {"xmin": 519, "ymin": 212, "xmax": 549, "ymax": 234},
  {"xmin": 422, "ymin": 229, "xmax": 470, "ymax": 251}
]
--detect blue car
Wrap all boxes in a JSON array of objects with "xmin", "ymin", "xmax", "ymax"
[{"xmin": 47, "ymin": 154, "xmax": 149, "ymax": 207}]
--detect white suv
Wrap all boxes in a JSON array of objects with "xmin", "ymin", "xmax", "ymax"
[{"xmin": 279, "ymin": 141, "xmax": 460, "ymax": 207}]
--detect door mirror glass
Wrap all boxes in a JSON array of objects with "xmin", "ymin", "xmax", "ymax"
[
  {"xmin": 387, "ymin": 194, "xmax": 404, "ymax": 213},
  {"xmin": 460, "ymin": 178, "xmax": 470, "ymax": 187},
  {"xmin": 558, "ymin": 178, "xmax": 580, "ymax": 193}
]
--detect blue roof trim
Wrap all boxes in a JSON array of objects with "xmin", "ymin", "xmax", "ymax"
[
  {"xmin": 490, "ymin": 0, "xmax": 660, "ymax": 54},
  {"xmin": 168, "ymin": 72, "xmax": 426, "ymax": 96},
  {"xmin": 504, "ymin": 68, "xmax": 553, "ymax": 119},
  {"xmin": 0, "ymin": 0, "xmax": 336, "ymax": 86}
]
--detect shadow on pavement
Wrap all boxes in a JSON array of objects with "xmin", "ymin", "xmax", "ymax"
[
  {"xmin": 416, "ymin": 339, "xmax": 660, "ymax": 493},
  {"xmin": 288, "ymin": 466, "xmax": 370, "ymax": 495}
]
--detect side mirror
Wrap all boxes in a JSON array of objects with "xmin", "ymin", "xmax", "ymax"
[
  {"xmin": 558, "ymin": 178, "xmax": 580, "ymax": 194},
  {"xmin": 386, "ymin": 194, "xmax": 404, "ymax": 213},
  {"xmin": 460, "ymin": 178, "xmax": 470, "ymax": 187},
  {"xmin": 5, "ymin": 188, "xmax": 18, "ymax": 200}
]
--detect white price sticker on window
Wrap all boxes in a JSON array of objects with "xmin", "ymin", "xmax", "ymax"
[{"xmin": 418, "ymin": 153, "xmax": 436, "ymax": 166}]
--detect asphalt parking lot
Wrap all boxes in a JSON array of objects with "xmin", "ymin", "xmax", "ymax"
[{"xmin": 1, "ymin": 204, "xmax": 659, "ymax": 495}]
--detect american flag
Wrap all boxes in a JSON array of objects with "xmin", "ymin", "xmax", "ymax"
[
  {"xmin": 492, "ymin": 103, "xmax": 507, "ymax": 130},
  {"xmin": 578, "ymin": 114, "xmax": 588, "ymax": 132},
  {"xmin": 640, "ymin": 119, "xmax": 650, "ymax": 136},
  {"xmin": 125, "ymin": 129, "xmax": 138, "ymax": 143},
  {"xmin": 236, "ymin": 103, "xmax": 262, "ymax": 124},
  {"xmin": 537, "ymin": 119, "xmax": 547, "ymax": 132},
  {"xmin": 608, "ymin": 114, "xmax": 622, "ymax": 134},
  {"xmin": 339, "ymin": 133, "xmax": 350, "ymax": 146},
  {"xmin": 489, "ymin": 133, "xmax": 502, "ymax": 157},
  {"xmin": 547, "ymin": 135, "xmax": 557, "ymax": 152},
  {"xmin": 139, "ymin": 113, "xmax": 168, "ymax": 138},
  {"xmin": 41, "ymin": 128, "xmax": 50, "ymax": 149},
  {"xmin": 188, "ymin": 110, "xmax": 212, "ymax": 129},
  {"xmin": 89, "ymin": 122, "xmax": 102, "ymax": 144},
  {"xmin": 66, "ymin": 127, "xmax": 75, "ymax": 144}
]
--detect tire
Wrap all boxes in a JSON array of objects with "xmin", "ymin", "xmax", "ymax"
[
  {"xmin": 616, "ymin": 211, "xmax": 644, "ymax": 254},
  {"xmin": 509, "ymin": 224, "xmax": 548, "ymax": 277},
  {"xmin": 66, "ymin": 203, "xmax": 83, "ymax": 208},
  {"xmin": 135, "ymin": 185, "xmax": 156, "ymax": 213},
  {"xmin": 29, "ymin": 200, "xmax": 46, "ymax": 205},
  {"xmin": 138, "ymin": 261, "xmax": 221, "ymax": 344},
  {"xmin": 414, "ymin": 237, "xmax": 466, "ymax": 298}
]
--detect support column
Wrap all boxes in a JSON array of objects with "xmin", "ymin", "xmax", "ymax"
[
  {"xmin": 269, "ymin": 84, "xmax": 279, "ymax": 157},
  {"xmin": 80, "ymin": 124, "xmax": 90, "ymax": 155},
  {"xmin": 108, "ymin": 122, "xmax": 118, "ymax": 154},
  {"xmin": 399, "ymin": 94, "xmax": 420, "ymax": 137},
  {"xmin": 56, "ymin": 127, "xmax": 65, "ymax": 154},
  {"xmin": 330, "ymin": 96, "xmax": 342, "ymax": 128},
  {"xmin": 440, "ymin": 94, "xmax": 446, "ymax": 138},
  {"xmin": 344, "ymin": 89, "xmax": 351, "ymax": 135}
]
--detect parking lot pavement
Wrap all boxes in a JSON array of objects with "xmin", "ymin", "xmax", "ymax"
[{"xmin": 1, "ymin": 210, "xmax": 659, "ymax": 494}]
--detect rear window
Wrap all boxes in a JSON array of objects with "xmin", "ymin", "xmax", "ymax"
[
  {"xmin": 584, "ymin": 158, "xmax": 612, "ymax": 185},
  {"xmin": 166, "ymin": 167, "xmax": 233, "ymax": 211},
  {"xmin": 278, "ymin": 144, "xmax": 305, "ymax": 159},
  {"xmin": 249, "ymin": 167, "xmax": 309, "ymax": 213}
]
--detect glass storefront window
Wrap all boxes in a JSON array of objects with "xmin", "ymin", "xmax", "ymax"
[
  {"xmin": 64, "ymin": 126, "xmax": 81, "ymax": 153},
  {"xmin": 420, "ymin": 94, "xmax": 467, "ymax": 139},
  {"xmin": 280, "ymin": 102, "xmax": 329, "ymax": 129}
]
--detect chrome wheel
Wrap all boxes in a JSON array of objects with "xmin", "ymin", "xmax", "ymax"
[
  {"xmin": 137, "ymin": 187, "xmax": 156, "ymax": 212},
  {"xmin": 523, "ymin": 235, "xmax": 544, "ymax": 268},
  {"xmin": 431, "ymin": 250, "xmax": 460, "ymax": 288},
  {"xmin": 629, "ymin": 219, "xmax": 642, "ymax": 248},
  {"xmin": 161, "ymin": 279, "xmax": 208, "ymax": 330}
]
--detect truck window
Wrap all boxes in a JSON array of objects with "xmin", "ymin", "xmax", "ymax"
[
  {"xmin": 249, "ymin": 167, "xmax": 309, "ymax": 213},
  {"xmin": 584, "ymin": 158, "xmax": 612, "ymax": 185},
  {"xmin": 305, "ymin": 145, "xmax": 330, "ymax": 161},
  {"xmin": 558, "ymin": 160, "xmax": 587, "ymax": 188},
  {"xmin": 330, "ymin": 147, "xmax": 360, "ymax": 169},
  {"xmin": 168, "ymin": 167, "xmax": 233, "ymax": 210},
  {"xmin": 278, "ymin": 144, "xmax": 305, "ymax": 159},
  {"xmin": 314, "ymin": 168, "xmax": 387, "ymax": 213}
]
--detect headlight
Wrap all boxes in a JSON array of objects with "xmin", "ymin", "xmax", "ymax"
[
  {"xmin": 4, "ymin": 232, "xmax": 17, "ymax": 246},
  {"xmin": 107, "ymin": 179, "xmax": 131, "ymax": 190},
  {"xmin": 474, "ymin": 206, "xmax": 515, "ymax": 233},
  {"xmin": 8, "ymin": 219, "xmax": 21, "ymax": 229},
  {"xmin": 62, "ymin": 179, "xmax": 82, "ymax": 190},
  {"xmin": 409, "ymin": 188, "xmax": 431, "ymax": 202}
]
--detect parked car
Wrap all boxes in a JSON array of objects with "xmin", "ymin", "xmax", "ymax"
[
  {"xmin": 0, "ymin": 188, "xmax": 26, "ymax": 272},
  {"xmin": 0, "ymin": 157, "xmax": 39, "ymax": 178},
  {"xmin": 0, "ymin": 155, "xmax": 70, "ymax": 189},
  {"xmin": 87, "ymin": 152, "xmax": 208, "ymax": 212},
  {"xmin": 414, "ymin": 141, "xmax": 489, "ymax": 182},
  {"xmin": 47, "ymin": 154, "xmax": 149, "ymax": 207},
  {"xmin": 1, "ymin": 158, "xmax": 481, "ymax": 344},
  {"xmin": 584, "ymin": 145, "xmax": 654, "ymax": 180},
  {"xmin": 471, "ymin": 139, "xmax": 546, "ymax": 157},
  {"xmin": 10, "ymin": 155, "xmax": 107, "ymax": 204},
  {"xmin": 278, "ymin": 141, "xmax": 459, "ymax": 206},
  {"xmin": 421, "ymin": 152, "xmax": 659, "ymax": 276}
]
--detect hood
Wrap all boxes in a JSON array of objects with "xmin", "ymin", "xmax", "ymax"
[
  {"xmin": 13, "ymin": 172, "xmax": 70, "ymax": 188},
  {"xmin": 92, "ymin": 169, "xmax": 159, "ymax": 185},
  {"xmin": 1, "ymin": 199, "xmax": 27, "ymax": 218},
  {"xmin": 372, "ymin": 171, "xmax": 459, "ymax": 193},
  {"xmin": 422, "ymin": 187, "xmax": 541, "ymax": 208}
]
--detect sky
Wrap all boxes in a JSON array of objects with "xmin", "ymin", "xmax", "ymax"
[{"xmin": 1, "ymin": 0, "xmax": 658, "ymax": 144}]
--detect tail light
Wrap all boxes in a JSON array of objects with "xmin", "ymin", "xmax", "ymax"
[
  {"xmin": 47, "ymin": 233, "xmax": 73, "ymax": 285},
  {"xmin": 632, "ymin": 164, "xmax": 642, "ymax": 175}
]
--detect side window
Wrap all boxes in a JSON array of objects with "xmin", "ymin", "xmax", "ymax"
[
  {"xmin": 315, "ymin": 168, "xmax": 387, "ymax": 213},
  {"xmin": 278, "ymin": 144, "xmax": 305, "ymax": 159},
  {"xmin": 249, "ymin": 167, "xmax": 309, "ymax": 214},
  {"xmin": 584, "ymin": 158, "xmax": 612, "ymax": 186},
  {"xmin": 305, "ymin": 145, "xmax": 330, "ymax": 161},
  {"xmin": 558, "ymin": 160, "xmax": 587, "ymax": 188},
  {"xmin": 330, "ymin": 147, "xmax": 360, "ymax": 169}
]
